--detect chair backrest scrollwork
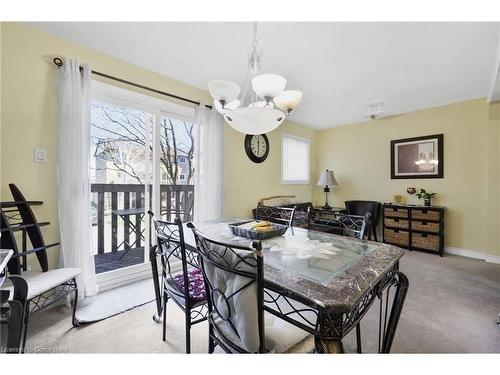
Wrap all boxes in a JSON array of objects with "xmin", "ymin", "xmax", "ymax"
[
  {"xmin": 307, "ymin": 208, "xmax": 367, "ymax": 240},
  {"xmin": 255, "ymin": 203, "xmax": 296, "ymax": 228}
]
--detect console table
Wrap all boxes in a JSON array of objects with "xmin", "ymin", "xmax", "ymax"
[{"xmin": 382, "ymin": 203, "xmax": 445, "ymax": 256}]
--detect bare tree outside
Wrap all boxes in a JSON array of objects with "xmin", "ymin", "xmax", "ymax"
[{"xmin": 90, "ymin": 101, "xmax": 196, "ymax": 185}]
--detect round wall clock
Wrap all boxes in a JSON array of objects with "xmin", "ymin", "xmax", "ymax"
[{"xmin": 244, "ymin": 134, "xmax": 270, "ymax": 163}]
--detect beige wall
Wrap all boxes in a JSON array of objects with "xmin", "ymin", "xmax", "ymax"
[
  {"xmin": 486, "ymin": 102, "xmax": 500, "ymax": 257},
  {"xmin": 0, "ymin": 22, "xmax": 2, "ymax": 179},
  {"xmin": 314, "ymin": 99, "xmax": 500, "ymax": 257},
  {"xmin": 0, "ymin": 23, "xmax": 316, "ymax": 269},
  {"xmin": 224, "ymin": 121, "xmax": 316, "ymax": 218},
  {"xmin": 2, "ymin": 22, "xmax": 497, "ymax": 268}
]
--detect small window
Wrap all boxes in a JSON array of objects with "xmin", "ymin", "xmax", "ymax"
[
  {"xmin": 178, "ymin": 156, "xmax": 187, "ymax": 164},
  {"xmin": 282, "ymin": 134, "xmax": 310, "ymax": 184},
  {"xmin": 179, "ymin": 174, "xmax": 186, "ymax": 181}
]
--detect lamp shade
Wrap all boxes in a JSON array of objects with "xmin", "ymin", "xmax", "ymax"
[
  {"xmin": 273, "ymin": 90, "xmax": 303, "ymax": 111},
  {"xmin": 223, "ymin": 107, "xmax": 285, "ymax": 135},
  {"xmin": 208, "ymin": 80, "xmax": 241, "ymax": 103},
  {"xmin": 317, "ymin": 170, "xmax": 338, "ymax": 187},
  {"xmin": 251, "ymin": 74, "xmax": 287, "ymax": 99}
]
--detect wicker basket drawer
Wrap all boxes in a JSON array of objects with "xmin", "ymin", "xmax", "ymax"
[
  {"xmin": 384, "ymin": 228, "xmax": 409, "ymax": 247},
  {"xmin": 411, "ymin": 232, "xmax": 440, "ymax": 251},
  {"xmin": 412, "ymin": 209, "xmax": 440, "ymax": 221},
  {"xmin": 384, "ymin": 207, "xmax": 409, "ymax": 218},
  {"xmin": 412, "ymin": 220, "xmax": 440, "ymax": 233},
  {"xmin": 384, "ymin": 217, "xmax": 409, "ymax": 229}
]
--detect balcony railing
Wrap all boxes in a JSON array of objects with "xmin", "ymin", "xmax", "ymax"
[{"xmin": 91, "ymin": 183, "xmax": 194, "ymax": 256}]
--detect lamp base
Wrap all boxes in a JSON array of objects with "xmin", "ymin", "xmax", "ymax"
[{"xmin": 322, "ymin": 186, "xmax": 331, "ymax": 210}]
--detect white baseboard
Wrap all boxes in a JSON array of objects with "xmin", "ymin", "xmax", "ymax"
[
  {"xmin": 95, "ymin": 260, "xmax": 180, "ymax": 293},
  {"xmin": 97, "ymin": 266, "xmax": 152, "ymax": 293},
  {"xmin": 445, "ymin": 246, "xmax": 500, "ymax": 264},
  {"xmin": 485, "ymin": 254, "xmax": 500, "ymax": 264},
  {"xmin": 445, "ymin": 247, "xmax": 485, "ymax": 260}
]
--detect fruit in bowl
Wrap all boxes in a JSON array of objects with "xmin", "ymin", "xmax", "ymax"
[{"xmin": 252, "ymin": 221, "xmax": 274, "ymax": 233}]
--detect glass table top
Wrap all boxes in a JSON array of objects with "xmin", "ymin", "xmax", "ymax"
[
  {"xmin": 184, "ymin": 219, "xmax": 378, "ymax": 285},
  {"xmin": 263, "ymin": 229, "xmax": 377, "ymax": 283}
]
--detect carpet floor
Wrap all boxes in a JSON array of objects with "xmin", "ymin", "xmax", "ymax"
[{"xmin": 24, "ymin": 251, "xmax": 500, "ymax": 353}]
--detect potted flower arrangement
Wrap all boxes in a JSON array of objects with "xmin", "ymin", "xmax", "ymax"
[{"xmin": 416, "ymin": 188, "xmax": 437, "ymax": 207}]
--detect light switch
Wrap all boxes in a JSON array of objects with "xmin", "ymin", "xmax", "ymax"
[{"xmin": 34, "ymin": 148, "xmax": 47, "ymax": 163}]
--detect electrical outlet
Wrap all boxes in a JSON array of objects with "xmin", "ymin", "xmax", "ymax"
[{"xmin": 34, "ymin": 148, "xmax": 47, "ymax": 163}]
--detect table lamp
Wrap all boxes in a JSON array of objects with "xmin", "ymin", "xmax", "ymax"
[{"xmin": 317, "ymin": 169, "xmax": 338, "ymax": 210}]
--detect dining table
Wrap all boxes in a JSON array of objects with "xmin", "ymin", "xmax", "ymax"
[{"xmin": 176, "ymin": 218, "xmax": 409, "ymax": 354}]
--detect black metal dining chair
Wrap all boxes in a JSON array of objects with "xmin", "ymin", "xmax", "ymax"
[
  {"xmin": 255, "ymin": 203, "xmax": 297, "ymax": 228},
  {"xmin": 344, "ymin": 200, "xmax": 381, "ymax": 241},
  {"xmin": 149, "ymin": 212, "xmax": 208, "ymax": 353},
  {"xmin": 187, "ymin": 223, "xmax": 314, "ymax": 353},
  {"xmin": 0, "ymin": 270, "xmax": 28, "ymax": 353},
  {"xmin": 307, "ymin": 208, "xmax": 367, "ymax": 240}
]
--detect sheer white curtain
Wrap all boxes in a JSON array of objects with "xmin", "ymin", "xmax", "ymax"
[
  {"xmin": 194, "ymin": 104, "xmax": 223, "ymax": 222},
  {"xmin": 56, "ymin": 59, "xmax": 98, "ymax": 299}
]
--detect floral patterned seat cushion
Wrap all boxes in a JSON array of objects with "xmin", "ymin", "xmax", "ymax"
[{"xmin": 172, "ymin": 268, "xmax": 206, "ymax": 301}]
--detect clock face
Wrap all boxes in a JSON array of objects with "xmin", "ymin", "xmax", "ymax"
[
  {"xmin": 244, "ymin": 134, "xmax": 269, "ymax": 163},
  {"xmin": 251, "ymin": 134, "xmax": 267, "ymax": 157}
]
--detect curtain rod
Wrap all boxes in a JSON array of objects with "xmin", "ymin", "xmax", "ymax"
[{"xmin": 53, "ymin": 57, "xmax": 212, "ymax": 109}]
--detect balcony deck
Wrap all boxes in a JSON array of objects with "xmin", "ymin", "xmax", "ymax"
[
  {"xmin": 94, "ymin": 247, "xmax": 145, "ymax": 274},
  {"xmin": 91, "ymin": 183, "xmax": 193, "ymax": 274}
]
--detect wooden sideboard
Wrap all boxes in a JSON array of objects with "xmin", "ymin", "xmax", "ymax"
[{"xmin": 382, "ymin": 203, "xmax": 445, "ymax": 256}]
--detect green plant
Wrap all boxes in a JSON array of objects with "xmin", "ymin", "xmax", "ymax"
[{"xmin": 416, "ymin": 188, "xmax": 437, "ymax": 201}]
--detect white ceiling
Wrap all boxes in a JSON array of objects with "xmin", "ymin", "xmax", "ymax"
[{"xmin": 27, "ymin": 22, "xmax": 500, "ymax": 129}]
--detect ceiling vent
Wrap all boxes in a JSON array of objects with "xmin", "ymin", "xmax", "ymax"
[{"xmin": 365, "ymin": 101, "xmax": 385, "ymax": 120}]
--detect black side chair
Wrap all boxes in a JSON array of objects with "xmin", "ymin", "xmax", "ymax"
[
  {"xmin": 255, "ymin": 203, "xmax": 296, "ymax": 228},
  {"xmin": 344, "ymin": 201, "xmax": 381, "ymax": 241},
  {"xmin": 149, "ymin": 211, "xmax": 207, "ymax": 353},
  {"xmin": 1, "ymin": 184, "xmax": 80, "ymax": 353},
  {"xmin": 188, "ymin": 223, "xmax": 313, "ymax": 353},
  {"xmin": 0, "ymin": 266, "xmax": 28, "ymax": 354},
  {"xmin": 307, "ymin": 208, "xmax": 367, "ymax": 240}
]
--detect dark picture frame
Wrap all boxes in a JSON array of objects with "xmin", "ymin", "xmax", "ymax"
[{"xmin": 390, "ymin": 134, "xmax": 443, "ymax": 179}]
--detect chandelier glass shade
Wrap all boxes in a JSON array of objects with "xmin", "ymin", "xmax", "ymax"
[{"xmin": 208, "ymin": 23, "xmax": 302, "ymax": 135}]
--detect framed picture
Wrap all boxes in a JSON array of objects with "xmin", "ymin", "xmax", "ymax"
[{"xmin": 391, "ymin": 134, "xmax": 443, "ymax": 179}]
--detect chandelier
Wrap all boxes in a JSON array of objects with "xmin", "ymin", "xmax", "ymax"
[
  {"xmin": 415, "ymin": 153, "xmax": 439, "ymax": 171},
  {"xmin": 208, "ymin": 23, "xmax": 303, "ymax": 135}
]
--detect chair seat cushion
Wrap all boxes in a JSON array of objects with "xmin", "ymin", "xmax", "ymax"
[
  {"xmin": 21, "ymin": 268, "xmax": 80, "ymax": 300},
  {"xmin": 172, "ymin": 268, "xmax": 206, "ymax": 302}
]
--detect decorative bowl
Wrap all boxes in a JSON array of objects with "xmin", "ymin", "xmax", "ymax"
[{"xmin": 228, "ymin": 220, "xmax": 288, "ymax": 240}]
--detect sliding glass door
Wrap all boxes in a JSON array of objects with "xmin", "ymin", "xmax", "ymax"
[
  {"xmin": 89, "ymin": 98, "xmax": 153, "ymax": 274},
  {"xmin": 89, "ymin": 81, "xmax": 195, "ymax": 285}
]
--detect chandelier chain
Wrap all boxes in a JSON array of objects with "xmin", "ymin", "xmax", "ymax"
[{"xmin": 251, "ymin": 22, "xmax": 258, "ymax": 50}]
